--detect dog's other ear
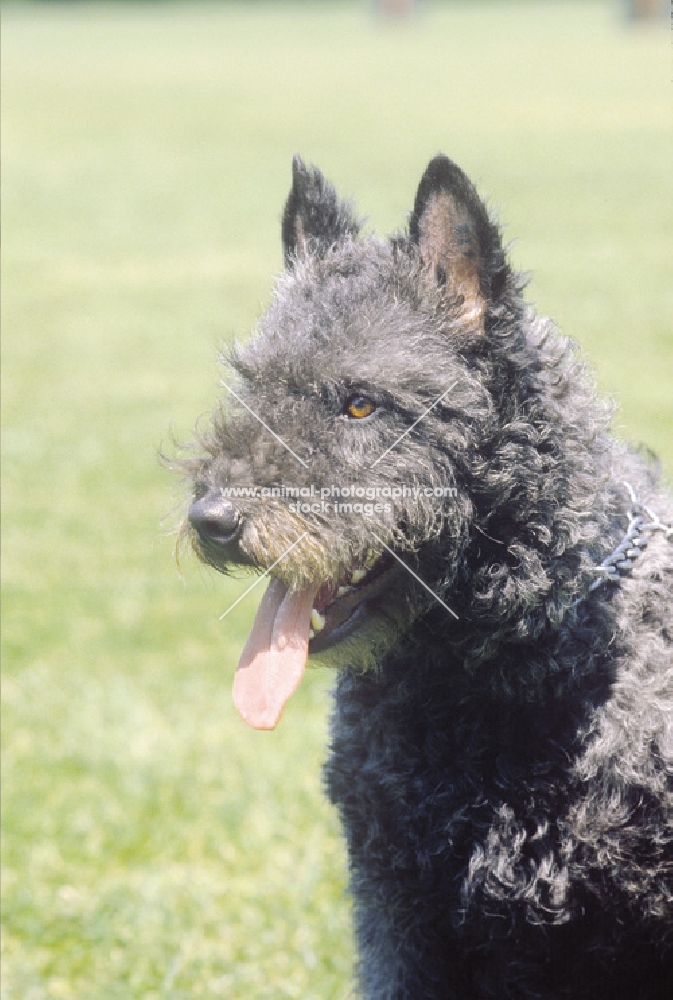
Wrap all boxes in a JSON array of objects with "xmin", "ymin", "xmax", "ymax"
[
  {"xmin": 410, "ymin": 155, "xmax": 507, "ymax": 324},
  {"xmin": 282, "ymin": 156, "xmax": 360, "ymax": 267}
]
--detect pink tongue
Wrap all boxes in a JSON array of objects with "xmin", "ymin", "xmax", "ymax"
[{"xmin": 233, "ymin": 577, "xmax": 318, "ymax": 730}]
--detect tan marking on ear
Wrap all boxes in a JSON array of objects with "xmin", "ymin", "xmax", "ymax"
[{"xmin": 418, "ymin": 192, "xmax": 486, "ymax": 328}]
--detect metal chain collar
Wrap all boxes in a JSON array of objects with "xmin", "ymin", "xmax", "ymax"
[{"xmin": 587, "ymin": 481, "xmax": 673, "ymax": 594}]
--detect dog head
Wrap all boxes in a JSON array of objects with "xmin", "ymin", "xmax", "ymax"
[{"xmin": 174, "ymin": 155, "xmax": 608, "ymax": 726}]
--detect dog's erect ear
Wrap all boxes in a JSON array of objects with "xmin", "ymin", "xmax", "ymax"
[
  {"xmin": 410, "ymin": 155, "xmax": 506, "ymax": 324},
  {"xmin": 282, "ymin": 156, "xmax": 360, "ymax": 267}
]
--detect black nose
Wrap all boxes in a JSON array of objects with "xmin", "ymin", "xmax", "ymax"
[{"xmin": 188, "ymin": 493, "xmax": 240, "ymax": 546}]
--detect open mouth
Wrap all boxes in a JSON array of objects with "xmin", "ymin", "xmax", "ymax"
[
  {"xmin": 232, "ymin": 552, "xmax": 397, "ymax": 731},
  {"xmin": 308, "ymin": 554, "xmax": 396, "ymax": 652}
]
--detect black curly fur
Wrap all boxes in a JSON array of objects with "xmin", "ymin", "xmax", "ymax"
[{"xmin": 174, "ymin": 155, "xmax": 673, "ymax": 998}]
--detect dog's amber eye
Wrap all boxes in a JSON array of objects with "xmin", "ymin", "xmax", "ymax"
[{"xmin": 346, "ymin": 395, "xmax": 376, "ymax": 419}]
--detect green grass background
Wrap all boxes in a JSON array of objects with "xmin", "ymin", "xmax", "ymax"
[{"xmin": 2, "ymin": 2, "xmax": 671, "ymax": 997}]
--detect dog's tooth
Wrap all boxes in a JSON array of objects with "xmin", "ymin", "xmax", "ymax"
[
  {"xmin": 308, "ymin": 629, "xmax": 315, "ymax": 640},
  {"xmin": 337, "ymin": 585, "xmax": 350, "ymax": 597},
  {"xmin": 351, "ymin": 568, "xmax": 367, "ymax": 585},
  {"xmin": 310, "ymin": 609, "xmax": 326, "ymax": 633}
]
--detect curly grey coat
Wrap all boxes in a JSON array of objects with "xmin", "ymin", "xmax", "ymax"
[{"xmin": 178, "ymin": 155, "xmax": 673, "ymax": 998}]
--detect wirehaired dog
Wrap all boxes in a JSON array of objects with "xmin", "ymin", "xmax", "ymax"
[{"xmin": 174, "ymin": 155, "xmax": 672, "ymax": 998}]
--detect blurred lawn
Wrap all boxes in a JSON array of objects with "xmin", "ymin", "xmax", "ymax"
[{"xmin": 1, "ymin": 2, "xmax": 671, "ymax": 998}]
